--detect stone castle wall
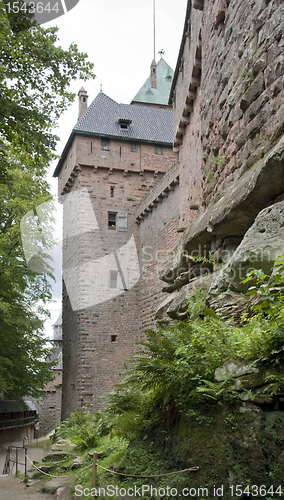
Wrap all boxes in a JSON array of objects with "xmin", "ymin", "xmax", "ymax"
[
  {"xmin": 173, "ymin": 0, "xmax": 284, "ymax": 212},
  {"xmin": 58, "ymin": 0, "xmax": 284, "ymax": 420},
  {"xmin": 156, "ymin": 0, "xmax": 284, "ymax": 330},
  {"xmin": 39, "ymin": 371, "xmax": 62, "ymax": 436},
  {"xmin": 136, "ymin": 163, "xmax": 180, "ymax": 333},
  {"xmin": 60, "ymin": 140, "xmax": 176, "ymax": 418},
  {"xmin": 201, "ymin": 0, "xmax": 284, "ymax": 207}
]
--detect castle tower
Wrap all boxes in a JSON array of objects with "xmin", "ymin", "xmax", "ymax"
[
  {"xmin": 131, "ymin": 56, "xmax": 174, "ymax": 108},
  {"xmin": 54, "ymin": 61, "xmax": 176, "ymax": 420}
]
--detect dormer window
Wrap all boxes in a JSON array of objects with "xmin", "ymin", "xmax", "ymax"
[{"xmin": 118, "ymin": 118, "xmax": 132, "ymax": 130}]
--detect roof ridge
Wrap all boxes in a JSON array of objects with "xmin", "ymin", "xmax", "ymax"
[{"xmin": 74, "ymin": 92, "xmax": 119, "ymax": 130}]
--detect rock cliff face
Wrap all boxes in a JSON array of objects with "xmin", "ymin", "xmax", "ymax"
[
  {"xmin": 164, "ymin": 0, "xmax": 284, "ymax": 316},
  {"xmin": 154, "ymin": 3, "xmax": 284, "ymax": 485},
  {"xmin": 157, "ymin": 138, "xmax": 284, "ymax": 324}
]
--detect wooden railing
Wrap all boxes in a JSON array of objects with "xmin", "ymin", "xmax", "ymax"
[{"xmin": 0, "ymin": 416, "xmax": 36, "ymax": 430}]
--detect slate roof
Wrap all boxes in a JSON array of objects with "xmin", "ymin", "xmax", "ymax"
[
  {"xmin": 54, "ymin": 90, "xmax": 173, "ymax": 178},
  {"xmin": 74, "ymin": 92, "xmax": 173, "ymax": 144},
  {"xmin": 131, "ymin": 58, "xmax": 174, "ymax": 106},
  {"xmin": 0, "ymin": 400, "xmax": 32, "ymax": 414},
  {"xmin": 47, "ymin": 346, "xmax": 62, "ymax": 370}
]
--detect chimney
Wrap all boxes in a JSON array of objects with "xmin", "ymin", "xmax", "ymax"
[
  {"xmin": 150, "ymin": 60, "xmax": 157, "ymax": 89},
  {"xmin": 78, "ymin": 87, "xmax": 88, "ymax": 120}
]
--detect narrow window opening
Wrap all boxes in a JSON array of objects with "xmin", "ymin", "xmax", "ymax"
[
  {"xmin": 130, "ymin": 142, "xmax": 138, "ymax": 152},
  {"xmin": 111, "ymin": 335, "xmax": 117, "ymax": 342},
  {"xmin": 91, "ymin": 142, "xmax": 93, "ymax": 153},
  {"xmin": 101, "ymin": 137, "xmax": 110, "ymax": 150},
  {"xmin": 110, "ymin": 187, "xmax": 114, "ymax": 198},
  {"xmin": 108, "ymin": 212, "xmax": 116, "ymax": 230},
  {"xmin": 83, "ymin": 97, "xmax": 86, "ymax": 102},
  {"xmin": 154, "ymin": 145, "xmax": 163, "ymax": 155},
  {"xmin": 110, "ymin": 271, "xmax": 118, "ymax": 288},
  {"xmin": 120, "ymin": 147, "xmax": 122, "ymax": 157}
]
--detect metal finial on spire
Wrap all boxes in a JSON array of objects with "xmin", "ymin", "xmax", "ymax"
[
  {"xmin": 153, "ymin": 0, "xmax": 156, "ymax": 61},
  {"xmin": 158, "ymin": 49, "xmax": 165, "ymax": 57},
  {"xmin": 100, "ymin": 84, "xmax": 102, "ymax": 93}
]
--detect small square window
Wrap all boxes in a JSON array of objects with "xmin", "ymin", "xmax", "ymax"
[
  {"xmin": 130, "ymin": 142, "xmax": 138, "ymax": 152},
  {"xmin": 101, "ymin": 137, "xmax": 110, "ymax": 150},
  {"xmin": 154, "ymin": 145, "xmax": 163, "ymax": 155},
  {"xmin": 111, "ymin": 335, "xmax": 117, "ymax": 342},
  {"xmin": 108, "ymin": 212, "xmax": 116, "ymax": 230}
]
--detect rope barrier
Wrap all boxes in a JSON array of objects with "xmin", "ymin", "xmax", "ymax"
[
  {"xmin": 96, "ymin": 463, "xmax": 200, "ymax": 478},
  {"xmin": 25, "ymin": 453, "xmax": 199, "ymax": 480},
  {"xmin": 25, "ymin": 454, "xmax": 92, "ymax": 479}
]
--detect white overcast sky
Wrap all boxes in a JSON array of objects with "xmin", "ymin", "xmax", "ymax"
[{"xmin": 43, "ymin": 0, "xmax": 186, "ymax": 336}]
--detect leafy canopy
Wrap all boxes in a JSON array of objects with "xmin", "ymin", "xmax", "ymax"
[
  {"xmin": 0, "ymin": 0, "xmax": 95, "ymax": 180},
  {"xmin": 0, "ymin": 3, "xmax": 95, "ymax": 397},
  {"xmin": 0, "ymin": 163, "xmax": 55, "ymax": 397}
]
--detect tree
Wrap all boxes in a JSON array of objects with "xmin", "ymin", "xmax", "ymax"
[
  {"xmin": 0, "ymin": 0, "xmax": 95, "ymax": 180},
  {"xmin": 0, "ymin": 160, "xmax": 55, "ymax": 397},
  {"xmin": 0, "ymin": 2, "xmax": 95, "ymax": 397}
]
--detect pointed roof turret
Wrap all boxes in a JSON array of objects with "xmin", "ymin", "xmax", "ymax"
[{"xmin": 131, "ymin": 57, "xmax": 174, "ymax": 108}]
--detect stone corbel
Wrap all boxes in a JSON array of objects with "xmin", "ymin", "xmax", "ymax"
[
  {"xmin": 214, "ymin": 0, "xmax": 226, "ymax": 29},
  {"xmin": 194, "ymin": 57, "xmax": 202, "ymax": 69},
  {"xmin": 187, "ymin": 90, "xmax": 197, "ymax": 101},
  {"xmin": 193, "ymin": 0, "xmax": 204, "ymax": 10},
  {"xmin": 180, "ymin": 115, "xmax": 190, "ymax": 127},
  {"xmin": 183, "ymin": 102, "xmax": 193, "ymax": 114},
  {"xmin": 176, "ymin": 124, "xmax": 186, "ymax": 138},
  {"xmin": 191, "ymin": 75, "xmax": 201, "ymax": 87},
  {"xmin": 174, "ymin": 136, "xmax": 182, "ymax": 148}
]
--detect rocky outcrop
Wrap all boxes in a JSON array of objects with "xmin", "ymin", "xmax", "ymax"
[
  {"xmin": 156, "ymin": 139, "xmax": 284, "ymax": 323},
  {"xmin": 158, "ymin": 136, "xmax": 284, "ymax": 285},
  {"xmin": 207, "ymin": 200, "xmax": 284, "ymax": 306},
  {"xmin": 156, "ymin": 275, "xmax": 211, "ymax": 324},
  {"xmin": 215, "ymin": 360, "xmax": 259, "ymax": 382}
]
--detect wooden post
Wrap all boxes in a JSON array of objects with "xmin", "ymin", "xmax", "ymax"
[
  {"xmin": 24, "ymin": 447, "xmax": 27, "ymax": 479},
  {"xmin": 91, "ymin": 451, "xmax": 97, "ymax": 488}
]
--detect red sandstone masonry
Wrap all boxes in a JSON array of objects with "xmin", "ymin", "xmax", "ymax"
[
  {"xmin": 60, "ymin": 137, "xmax": 176, "ymax": 418},
  {"xmin": 172, "ymin": 0, "xmax": 284, "ymax": 212}
]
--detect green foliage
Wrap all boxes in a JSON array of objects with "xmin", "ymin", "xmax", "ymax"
[
  {"xmin": 242, "ymin": 256, "xmax": 284, "ymax": 363},
  {"xmin": 0, "ymin": 166, "xmax": 56, "ymax": 397},
  {"xmin": 0, "ymin": 0, "xmax": 95, "ymax": 181},
  {"xmin": 0, "ymin": 1, "xmax": 95, "ymax": 396},
  {"xmin": 212, "ymin": 154, "xmax": 225, "ymax": 167},
  {"xmin": 56, "ymin": 258, "xmax": 284, "ymax": 496},
  {"xmin": 202, "ymin": 162, "xmax": 217, "ymax": 184}
]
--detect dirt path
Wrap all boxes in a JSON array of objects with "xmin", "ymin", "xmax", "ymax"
[{"xmin": 0, "ymin": 475, "xmax": 54, "ymax": 500}]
